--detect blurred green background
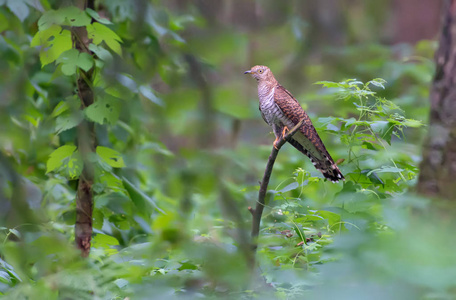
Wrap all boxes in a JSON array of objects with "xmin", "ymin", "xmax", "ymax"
[{"xmin": 1, "ymin": 0, "xmax": 454, "ymax": 299}]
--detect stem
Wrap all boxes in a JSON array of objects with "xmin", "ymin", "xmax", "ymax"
[
  {"xmin": 73, "ymin": 0, "xmax": 96, "ymax": 257},
  {"xmin": 250, "ymin": 120, "xmax": 304, "ymax": 252}
]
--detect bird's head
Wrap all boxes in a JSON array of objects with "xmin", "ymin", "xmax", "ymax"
[{"xmin": 244, "ymin": 65, "xmax": 274, "ymax": 83}]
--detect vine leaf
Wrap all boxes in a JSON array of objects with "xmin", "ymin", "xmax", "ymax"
[
  {"xmin": 56, "ymin": 49, "xmax": 94, "ymax": 76},
  {"xmin": 87, "ymin": 23, "xmax": 122, "ymax": 55},
  {"xmin": 31, "ymin": 25, "xmax": 72, "ymax": 66},
  {"xmin": 84, "ymin": 96, "xmax": 121, "ymax": 125},
  {"xmin": 96, "ymin": 146, "xmax": 125, "ymax": 168},
  {"xmin": 38, "ymin": 6, "xmax": 91, "ymax": 30}
]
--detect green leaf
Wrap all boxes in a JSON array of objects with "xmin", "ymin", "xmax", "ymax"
[
  {"xmin": 368, "ymin": 166, "xmax": 404, "ymax": 175},
  {"xmin": 367, "ymin": 78, "xmax": 387, "ymax": 89},
  {"xmin": 51, "ymin": 101, "xmax": 69, "ymax": 117},
  {"xmin": 96, "ymin": 146, "xmax": 125, "ymax": 168},
  {"xmin": 0, "ymin": 270, "xmax": 12, "ymax": 284},
  {"xmin": 370, "ymin": 121, "xmax": 394, "ymax": 145},
  {"xmin": 7, "ymin": 0, "xmax": 29, "ymax": 22},
  {"xmin": 86, "ymin": 8, "xmax": 112, "ymax": 24},
  {"xmin": 55, "ymin": 111, "xmax": 83, "ymax": 133},
  {"xmin": 362, "ymin": 141, "xmax": 377, "ymax": 151},
  {"xmin": 38, "ymin": 6, "xmax": 91, "ymax": 30},
  {"xmin": 66, "ymin": 151, "xmax": 83, "ymax": 179},
  {"xmin": 46, "ymin": 145, "xmax": 76, "ymax": 173},
  {"xmin": 56, "ymin": 49, "xmax": 94, "ymax": 75},
  {"xmin": 31, "ymin": 25, "xmax": 72, "ymax": 66},
  {"xmin": 87, "ymin": 23, "xmax": 122, "ymax": 55},
  {"xmin": 92, "ymin": 233, "xmax": 119, "ymax": 248},
  {"xmin": 88, "ymin": 43, "xmax": 113, "ymax": 61},
  {"xmin": 122, "ymin": 176, "xmax": 164, "ymax": 214},
  {"xmin": 84, "ymin": 96, "xmax": 121, "ymax": 125},
  {"xmin": 9, "ymin": 228, "xmax": 21, "ymax": 238},
  {"xmin": 402, "ymin": 119, "xmax": 424, "ymax": 128},
  {"xmin": 314, "ymin": 81, "xmax": 345, "ymax": 89},
  {"xmin": 97, "ymin": 172, "xmax": 125, "ymax": 193},
  {"xmin": 279, "ymin": 182, "xmax": 299, "ymax": 193},
  {"xmin": 139, "ymin": 85, "xmax": 164, "ymax": 106},
  {"xmin": 361, "ymin": 169, "xmax": 384, "ymax": 186}
]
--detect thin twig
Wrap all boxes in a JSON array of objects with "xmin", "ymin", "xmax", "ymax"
[{"xmin": 250, "ymin": 119, "xmax": 305, "ymax": 253}]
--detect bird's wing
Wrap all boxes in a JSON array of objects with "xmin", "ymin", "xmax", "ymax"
[{"xmin": 274, "ymin": 85, "xmax": 344, "ymax": 182}]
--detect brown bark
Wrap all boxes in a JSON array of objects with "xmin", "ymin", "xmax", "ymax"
[
  {"xmin": 73, "ymin": 0, "xmax": 96, "ymax": 257},
  {"xmin": 418, "ymin": 0, "xmax": 456, "ymax": 200}
]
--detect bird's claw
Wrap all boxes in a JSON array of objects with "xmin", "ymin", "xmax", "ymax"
[
  {"xmin": 272, "ymin": 140, "xmax": 279, "ymax": 150},
  {"xmin": 273, "ymin": 140, "xmax": 279, "ymax": 150}
]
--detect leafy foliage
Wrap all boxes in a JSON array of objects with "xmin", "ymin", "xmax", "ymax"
[{"xmin": 0, "ymin": 1, "xmax": 454, "ymax": 300}]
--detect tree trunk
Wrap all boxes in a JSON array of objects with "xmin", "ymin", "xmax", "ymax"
[
  {"xmin": 73, "ymin": 0, "xmax": 96, "ymax": 257},
  {"xmin": 418, "ymin": 0, "xmax": 456, "ymax": 200}
]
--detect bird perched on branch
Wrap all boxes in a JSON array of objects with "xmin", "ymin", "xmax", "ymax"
[{"xmin": 244, "ymin": 65, "xmax": 344, "ymax": 182}]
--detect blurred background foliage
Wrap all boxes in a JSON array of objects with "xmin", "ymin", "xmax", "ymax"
[{"xmin": 0, "ymin": 0, "xmax": 454, "ymax": 299}]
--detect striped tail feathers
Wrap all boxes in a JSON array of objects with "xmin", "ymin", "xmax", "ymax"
[{"xmin": 287, "ymin": 138, "xmax": 345, "ymax": 183}]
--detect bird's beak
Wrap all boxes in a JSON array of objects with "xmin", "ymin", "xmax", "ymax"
[{"xmin": 244, "ymin": 70, "xmax": 252, "ymax": 74}]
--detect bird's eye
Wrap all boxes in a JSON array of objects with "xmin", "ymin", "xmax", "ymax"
[{"xmin": 258, "ymin": 69, "xmax": 263, "ymax": 74}]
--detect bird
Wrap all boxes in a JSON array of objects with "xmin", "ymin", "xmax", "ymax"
[{"xmin": 244, "ymin": 65, "xmax": 344, "ymax": 182}]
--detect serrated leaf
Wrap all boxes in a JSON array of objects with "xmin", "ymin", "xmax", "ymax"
[
  {"xmin": 84, "ymin": 96, "xmax": 120, "ymax": 125},
  {"xmin": 96, "ymin": 146, "xmax": 125, "ymax": 168},
  {"xmin": 370, "ymin": 121, "xmax": 394, "ymax": 145},
  {"xmin": 87, "ymin": 23, "xmax": 122, "ymax": 55},
  {"xmin": 402, "ymin": 119, "xmax": 424, "ymax": 128},
  {"xmin": 46, "ymin": 145, "xmax": 76, "ymax": 173},
  {"xmin": 368, "ymin": 78, "xmax": 387, "ymax": 89}
]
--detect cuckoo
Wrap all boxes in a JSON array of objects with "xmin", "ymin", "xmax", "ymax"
[{"xmin": 244, "ymin": 65, "xmax": 344, "ymax": 182}]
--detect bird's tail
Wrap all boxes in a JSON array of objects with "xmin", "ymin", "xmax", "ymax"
[{"xmin": 287, "ymin": 138, "xmax": 345, "ymax": 183}]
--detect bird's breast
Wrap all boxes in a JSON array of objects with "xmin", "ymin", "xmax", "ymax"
[{"xmin": 258, "ymin": 87, "xmax": 282, "ymax": 126}]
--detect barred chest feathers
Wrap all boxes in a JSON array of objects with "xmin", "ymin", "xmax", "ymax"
[{"xmin": 258, "ymin": 85, "xmax": 284, "ymax": 126}]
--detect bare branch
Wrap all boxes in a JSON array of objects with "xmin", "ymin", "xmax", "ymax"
[{"xmin": 251, "ymin": 119, "xmax": 305, "ymax": 254}]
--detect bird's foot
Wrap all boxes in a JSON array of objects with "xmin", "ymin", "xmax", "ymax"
[
  {"xmin": 282, "ymin": 126, "xmax": 289, "ymax": 137},
  {"xmin": 273, "ymin": 137, "xmax": 280, "ymax": 150}
]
